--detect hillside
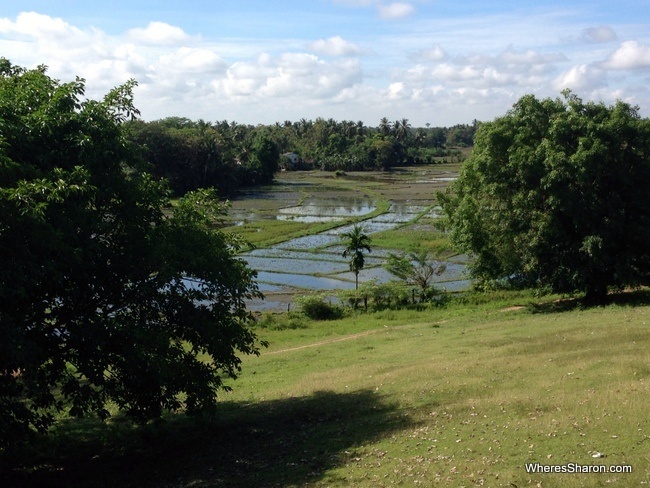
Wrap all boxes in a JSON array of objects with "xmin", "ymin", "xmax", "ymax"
[{"xmin": 4, "ymin": 291, "xmax": 649, "ymax": 487}]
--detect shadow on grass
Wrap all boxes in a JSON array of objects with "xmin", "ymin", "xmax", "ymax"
[
  {"xmin": 528, "ymin": 288, "xmax": 650, "ymax": 314},
  {"xmin": 1, "ymin": 389, "xmax": 411, "ymax": 487}
]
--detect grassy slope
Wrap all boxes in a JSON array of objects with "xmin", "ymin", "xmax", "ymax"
[{"xmin": 3, "ymin": 292, "xmax": 649, "ymax": 487}]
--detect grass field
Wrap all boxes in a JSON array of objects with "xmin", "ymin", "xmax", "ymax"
[{"xmin": 3, "ymin": 290, "xmax": 648, "ymax": 487}]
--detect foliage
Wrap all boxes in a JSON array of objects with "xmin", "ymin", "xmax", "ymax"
[
  {"xmin": 440, "ymin": 91, "xmax": 650, "ymax": 303},
  {"xmin": 341, "ymin": 224, "xmax": 372, "ymax": 290},
  {"xmin": 240, "ymin": 133, "xmax": 280, "ymax": 185},
  {"xmin": 339, "ymin": 281, "xmax": 408, "ymax": 311},
  {"xmin": 338, "ymin": 279, "xmax": 449, "ymax": 312},
  {"xmin": 0, "ymin": 60, "xmax": 264, "ymax": 446},
  {"xmin": 384, "ymin": 250, "xmax": 447, "ymax": 297},
  {"xmin": 294, "ymin": 294, "xmax": 344, "ymax": 320},
  {"xmin": 123, "ymin": 115, "xmax": 474, "ymax": 197},
  {"xmin": 124, "ymin": 119, "xmax": 240, "ymax": 197}
]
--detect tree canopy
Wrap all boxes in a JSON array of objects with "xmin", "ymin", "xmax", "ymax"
[
  {"xmin": 440, "ymin": 91, "xmax": 650, "ymax": 302},
  {"xmin": 0, "ymin": 60, "xmax": 264, "ymax": 445}
]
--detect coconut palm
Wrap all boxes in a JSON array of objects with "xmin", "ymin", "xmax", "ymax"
[
  {"xmin": 341, "ymin": 224, "xmax": 372, "ymax": 290},
  {"xmin": 379, "ymin": 117, "xmax": 391, "ymax": 136},
  {"xmin": 394, "ymin": 118, "xmax": 411, "ymax": 143}
]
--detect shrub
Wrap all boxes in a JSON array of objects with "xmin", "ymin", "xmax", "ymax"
[{"xmin": 295, "ymin": 294, "xmax": 344, "ymax": 320}]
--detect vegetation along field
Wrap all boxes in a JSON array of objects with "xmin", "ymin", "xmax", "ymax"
[{"xmin": 3, "ymin": 291, "xmax": 649, "ymax": 486}]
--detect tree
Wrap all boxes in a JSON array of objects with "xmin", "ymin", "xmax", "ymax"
[
  {"xmin": 0, "ymin": 60, "xmax": 264, "ymax": 445},
  {"xmin": 394, "ymin": 118, "xmax": 411, "ymax": 144},
  {"xmin": 243, "ymin": 133, "xmax": 280, "ymax": 184},
  {"xmin": 378, "ymin": 117, "xmax": 392, "ymax": 137},
  {"xmin": 385, "ymin": 250, "xmax": 447, "ymax": 299},
  {"xmin": 341, "ymin": 225, "xmax": 372, "ymax": 290},
  {"xmin": 439, "ymin": 91, "xmax": 650, "ymax": 303}
]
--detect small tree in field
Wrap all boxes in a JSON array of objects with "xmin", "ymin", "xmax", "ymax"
[
  {"xmin": 439, "ymin": 91, "xmax": 650, "ymax": 303},
  {"xmin": 385, "ymin": 250, "xmax": 447, "ymax": 299},
  {"xmin": 341, "ymin": 224, "xmax": 372, "ymax": 290}
]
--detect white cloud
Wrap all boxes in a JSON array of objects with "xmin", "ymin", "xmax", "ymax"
[
  {"xmin": 388, "ymin": 81, "xmax": 406, "ymax": 99},
  {"xmin": 402, "ymin": 46, "xmax": 565, "ymax": 95},
  {"xmin": 309, "ymin": 36, "xmax": 361, "ymax": 56},
  {"xmin": 211, "ymin": 52, "xmax": 363, "ymax": 101},
  {"xmin": 378, "ymin": 2, "xmax": 415, "ymax": 19},
  {"xmin": 158, "ymin": 48, "xmax": 227, "ymax": 74},
  {"xmin": 553, "ymin": 64, "xmax": 605, "ymax": 91},
  {"xmin": 126, "ymin": 21, "xmax": 190, "ymax": 46},
  {"xmin": 601, "ymin": 41, "xmax": 650, "ymax": 70},
  {"xmin": 581, "ymin": 26, "xmax": 618, "ymax": 43},
  {"xmin": 0, "ymin": 11, "xmax": 84, "ymax": 42}
]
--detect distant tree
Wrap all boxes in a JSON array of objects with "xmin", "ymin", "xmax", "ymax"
[
  {"xmin": 439, "ymin": 91, "xmax": 650, "ymax": 303},
  {"xmin": 394, "ymin": 118, "xmax": 411, "ymax": 143},
  {"xmin": 368, "ymin": 136, "xmax": 395, "ymax": 170},
  {"xmin": 385, "ymin": 250, "xmax": 447, "ymax": 298},
  {"xmin": 341, "ymin": 225, "xmax": 372, "ymax": 290},
  {"xmin": 414, "ymin": 128, "xmax": 427, "ymax": 148},
  {"xmin": 245, "ymin": 133, "xmax": 280, "ymax": 184},
  {"xmin": 0, "ymin": 60, "xmax": 264, "ymax": 445},
  {"xmin": 379, "ymin": 117, "xmax": 392, "ymax": 137},
  {"xmin": 125, "ymin": 120, "xmax": 236, "ymax": 196}
]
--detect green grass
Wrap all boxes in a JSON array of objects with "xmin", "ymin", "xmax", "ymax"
[
  {"xmin": 3, "ymin": 290, "xmax": 649, "ymax": 487},
  {"xmin": 370, "ymin": 225, "xmax": 450, "ymax": 251}
]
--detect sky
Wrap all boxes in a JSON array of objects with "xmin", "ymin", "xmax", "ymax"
[{"xmin": 1, "ymin": 0, "xmax": 650, "ymax": 127}]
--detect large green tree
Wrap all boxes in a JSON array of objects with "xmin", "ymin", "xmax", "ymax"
[
  {"xmin": 0, "ymin": 60, "xmax": 263, "ymax": 445},
  {"xmin": 440, "ymin": 91, "xmax": 650, "ymax": 303}
]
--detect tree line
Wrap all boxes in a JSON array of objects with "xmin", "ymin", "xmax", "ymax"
[{"xmin": 124, "ymin": 116, "xmax": 477, "ymax": 197}]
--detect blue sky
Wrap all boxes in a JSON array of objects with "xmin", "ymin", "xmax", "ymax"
[{"xmin": 2, "ymin": 0, "xmax": 649, "ymax": 126}]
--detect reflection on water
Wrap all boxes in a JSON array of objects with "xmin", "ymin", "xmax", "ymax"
[
  {"xmin": 275, "ymin": 234, "xmax": 341, "ymax": 250},
  {"xmin": 256, "ymin": 271, "xmax": 355, "ymax": 290},
  {"xmin": 276, "ymin": 215, "xmax": 344, "ymax": 223},
  {"xmin": 279, "ymin": 201, "xmax": 375, "ymax": 217},
  {"xmin": 238, "ymin": 172, "xmax": 469, "ymax": 310},
  {"xmin": 247, "ymin": 256, "xmax": 350, "ymax": 275}
]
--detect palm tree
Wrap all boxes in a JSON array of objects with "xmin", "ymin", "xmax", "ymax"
[
  {"xmin": 394, "ymin": 118, "xmax": 411, "ymax": 143},
  {"xmin": 379, "ymin": 117, "xmax": 391, "ymax": 137},
  {"xmin": 341, "ymin": 224, "xmax": 372, "ymax": 290}
]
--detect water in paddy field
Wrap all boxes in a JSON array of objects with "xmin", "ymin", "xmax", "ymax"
[{"xmin": 231, "ymin": 169, "xmax": 468, "ymax": 311}]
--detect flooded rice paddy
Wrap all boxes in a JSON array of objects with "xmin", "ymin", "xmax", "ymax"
[{"xmin": 225, "ymin": 165, "xmax": 468, "ymax": 311}]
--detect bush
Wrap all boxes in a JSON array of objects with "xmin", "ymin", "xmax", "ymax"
[
  {"xmin": 339, "ymin": 280, "xmax": 450, "ymax": 312},
  {"xmin": 295, "ymin": 294, "xmax": 344, "ymax": 320}
]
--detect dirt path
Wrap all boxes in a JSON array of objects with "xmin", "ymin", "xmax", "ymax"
[
  {"xmin": 264, "ymin": 329, "xmax": 382, "ymax": 355},
  {"xmin": 263, "ymin": 320, "xmax": 446, "ymax": 355}
]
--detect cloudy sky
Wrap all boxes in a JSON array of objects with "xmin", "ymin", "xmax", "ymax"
[{"xmin": 2, "ymin": 0, "xmax": 649, "ymax": 126}]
